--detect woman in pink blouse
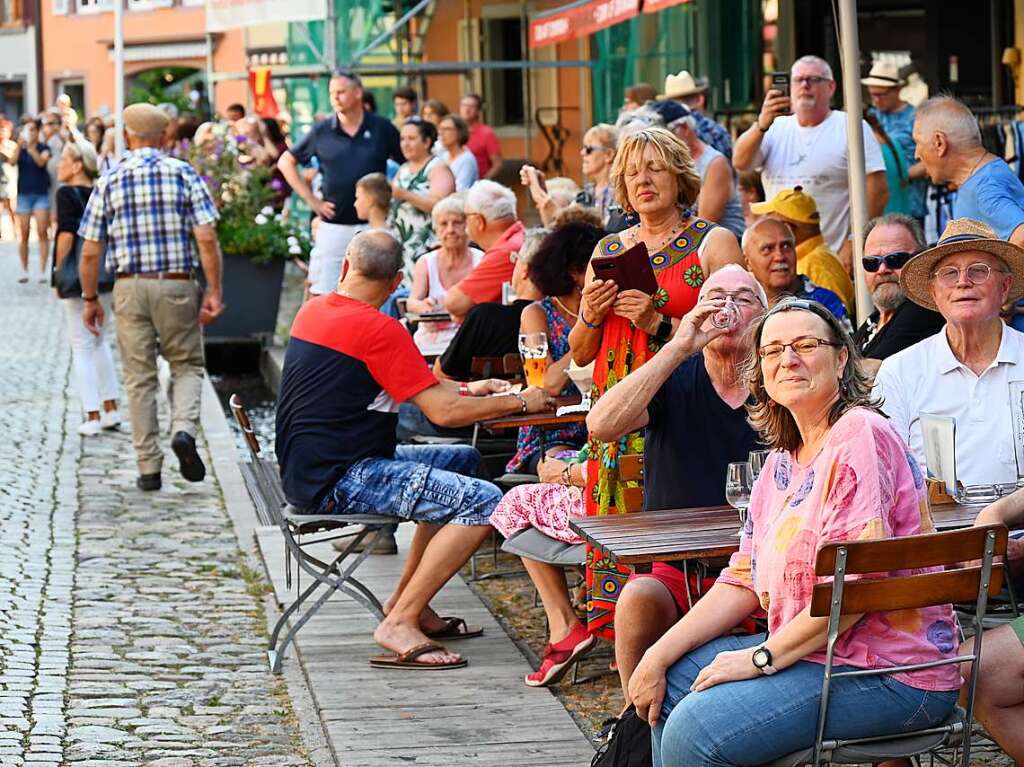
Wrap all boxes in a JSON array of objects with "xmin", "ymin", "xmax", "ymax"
[{"xmin": 629, "ymin": 298, "xmax": 960, "ymax": 767}]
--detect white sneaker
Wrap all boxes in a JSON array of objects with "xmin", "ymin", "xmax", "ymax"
[
  {"xmin": 100, "ymin": 410, "xmax": 123, "ymax": 430},
  {"xmin": 78, "ymin": 420, "xmax": 102, "ymax": 437}
]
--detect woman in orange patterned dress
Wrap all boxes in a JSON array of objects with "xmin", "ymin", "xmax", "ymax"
[{"xmin": 568, "ymin": 127, "xmax": 743, "ymax": 640}]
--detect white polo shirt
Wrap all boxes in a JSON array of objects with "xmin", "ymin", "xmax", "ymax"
[{"xmin": 874, "ymin": 324, "xmax": 1024, "ymax": 487}]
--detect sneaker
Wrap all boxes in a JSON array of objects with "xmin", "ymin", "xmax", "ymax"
[
  {"xmin": 17, "ymin": 275, "xmax": 27, "ymax": 284},
  {"xmin": 136, "ymin": 473, "xmax": 162, "ymax": 491},
  {"xmin": 171, "ymin": 431, "xmax": 206, "ymax": 482},
  {"xmin": 99, "ymin": 410, "xmax": 122, "ymax": 430},
  {"xmin": 525, "ymin": 623, "xmax": 596, "ymax": 687},
  {"xmin": 332, "ymin": 528, "xmax": 398, "ymax": 555},
  {"xmin": 78, "ymin": 419, "xmax": 102, "ymax": 437}
]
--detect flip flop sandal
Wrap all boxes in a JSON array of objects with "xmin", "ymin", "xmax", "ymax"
[
  {"xmin": 368, "ymin": 641, "xmax": 468, "ymax": 670},
  {"xmin": 426, "ymin": 616, "xmax": 484, "ymax": 640}
]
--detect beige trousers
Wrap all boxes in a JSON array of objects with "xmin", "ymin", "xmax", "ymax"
[{"xmin": 112, "ymin": 277, "xmax": 204, "ymax": 475}]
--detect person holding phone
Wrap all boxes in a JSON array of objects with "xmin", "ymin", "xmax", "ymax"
[
  {"xmin": 9, "ymin": 118, "xmax": 52, "ymax": 283},
  {"xmin": 567, "ymin": 126, "xmax": 742, "ymax": 641}
]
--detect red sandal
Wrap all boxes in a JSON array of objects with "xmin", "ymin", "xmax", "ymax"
[{"xmin": 525, "ymin": 623, "xmax": 595, "ymax": 687}]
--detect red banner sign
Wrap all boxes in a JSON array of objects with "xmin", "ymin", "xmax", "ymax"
[
  {"xmin": 641, "ymin": 0, "xmax": 691, "ymax": 12},
  {"xmin": 248, "ymin": 68, "xmax": 281, "ymax": 118},
  {"xmin": 529, "ymin": 0, "xmax": 641, "ymax": 48}
]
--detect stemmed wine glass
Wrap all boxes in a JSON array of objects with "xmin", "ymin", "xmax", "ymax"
[
  {"xmin": 725, "ymin": 461, "xmax": 753, "ymax": 536},
  {"xmin": 749, "ymin": 450, "xmax": 769, "ymax": 481}
]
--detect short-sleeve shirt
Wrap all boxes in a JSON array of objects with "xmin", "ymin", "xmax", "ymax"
[
  {"xmin": 952, "ymin": 158, "xmax": 1024, "ymax": 241},
  {"xmin": 275, "ymin": 293, "xmax": 438, "ymax": 510},
  {"xmin": 466, "ymin": 122, "xmax": 500, "ymax": 178},
  {"xmin": 17, "ymin": 143, "xmax": 51, "ymax": 196},
  {"xmin": 793, "ymin": 274, "xmax": 849, "ymax": 327},
  {"xmin": 717, "ymin": 408, "xmax": 961, "ymax": 692},
  {"xmin": 288, "ymin": 112, "xmax": 402, "ymax": 226},
  {"xmin": 757, "ymin": 111, "xmax": 886, "ymax": 252},
  {"xmin": 794, "ymin": 236, "xmax": 855, "ymax": 313},
  {"xmin": 54, "ymin": 185, "xmax": 92, "ymax": 236},
  {"xmin": 853, "ymin": 299, "xmax": 945, "ymax": 361},
  {"xmin": 872, "ymin": 104, "xmax": 926, "ymax": 219},
  {"xmin": 644, "ymin": 353, "xmax": 760, "ymax": 510},
  {"xmin": 77, "ymin": 148, "xmax": 218, "ymax": 274},
  {"xmin": 438, "ymin": 299, "xmax": 531, "ymax": 380},
  {"xmin": 455, "ymin": 220, "xmax": 524, "ymax": 305}
]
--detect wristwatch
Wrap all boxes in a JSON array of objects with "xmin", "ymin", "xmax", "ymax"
[
  {"xmin": 752, "ymin": 645, "xmax": 777, "ymax": 675},
  {"xmin": 654, "ymin": 314, "xmax": 673, "ymax": 342}
]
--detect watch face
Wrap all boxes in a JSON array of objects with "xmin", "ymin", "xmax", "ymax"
[{"xmin": 752, "ymin": 648, "xmax": 768, "ymax": 668}]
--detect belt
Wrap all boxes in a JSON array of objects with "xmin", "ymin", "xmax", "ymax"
[{"xmin": 116, "ymin": 271, "xmax": 193, "ymax": 281}]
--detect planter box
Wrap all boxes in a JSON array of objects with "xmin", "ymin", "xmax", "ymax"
[{"xmin": 204, "ymin": 253, "xmax": 286, "ymax": 342}]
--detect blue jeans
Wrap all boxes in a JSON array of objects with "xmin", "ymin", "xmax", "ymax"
[
  {"xmin": 653, "ymin": 633, "xmax": 959, "ymax": 767},
  {"xmin": 316, "ymin": 444, "xmax": 500, "ymax": 527},
  {"xmin": 16, "ymin": 193, "xmax": 49, "ymax": 214}
]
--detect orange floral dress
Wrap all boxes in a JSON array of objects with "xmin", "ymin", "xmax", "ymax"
[{"xmin": 585, "ymin": 218, "xmax": 715, "ymax": 640}]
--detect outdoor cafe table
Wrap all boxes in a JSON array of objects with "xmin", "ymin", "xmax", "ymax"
[
  {"xmin": 478, "ymin": 395, "xmax": 586, "ymax": 432},
  {"xmin": 569, "ymin": 502, "xmax": 987, "ymax": 574},
  {"xmin": 405, "ymin": 310, "xmax": 452, "ymax": 324}
]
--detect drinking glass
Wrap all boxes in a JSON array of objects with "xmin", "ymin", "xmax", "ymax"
[
  {"xmin": 748, "ymin": 450, "xmax": 769, "ymax": 480},
  {"xmin": 518, "ymin": 332, "xmax": 549, "ymax": 389},
  {"xmin": 725, "ymin": 461, "xmax": 753, "ymax": 535}
]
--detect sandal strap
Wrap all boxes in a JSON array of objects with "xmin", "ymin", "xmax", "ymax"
[{"xmin": 396, "ymin": 641, "xmax": 446, "ymax": 663}]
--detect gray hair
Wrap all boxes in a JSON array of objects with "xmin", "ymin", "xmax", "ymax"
[
  {"xmin": 863, "ymin": 213, "xmax": 926, "ymax": 253},
  {"xmin": 615, "ymin": 104, "xmax": 665, "ymax": 131},
  {"xmin": 740, "ymin": 216, "xmax": 794, "ymax": 256},
  {"xmin": 915, "ymin": 95, "xmax": 982, "ymax": 148},
  {"xmin": 698, "ymin": 262, "xmax": 769, "ymax": 308},
  {"xmin": 431, "ymin": 192, "xmax": 467, "ymax": 225},
  {"xmin": 331, "ymin": 69, "xmax": 363, "ymax": 88},
  {"xmin": 64, "ymin": 137, "xmax": 99, "ymax": 178},
  {"xmin": 791, "ymin": 55, "xmax": 834, "ymax": 81},
  {"xmin": 465, "ymin": 179, "xmax": 517, "ymax": 222},
  {"xmin": 517, "ymin": 227, "xmax": 550, "ymax": 265},
  {"xmin": 345, "ymin": 230, "xmax": 403, "ymax": 281}
]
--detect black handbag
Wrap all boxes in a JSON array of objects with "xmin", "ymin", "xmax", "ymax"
[
  {"xmin": 591, "ymin": 705, "xmax": 652, "ymax": 767},
  {"xmin": 53, "ymin": 187, "xmax": 114, "ymax": 299}
]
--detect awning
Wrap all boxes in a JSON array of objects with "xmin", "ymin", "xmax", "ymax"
[
  {"xmin": 529, "ymin": 0, "xmax": 692, "ymax": 47},
  {"xmin": 529, "ymin": 0, "xmax": 640, "ymax": 48}
]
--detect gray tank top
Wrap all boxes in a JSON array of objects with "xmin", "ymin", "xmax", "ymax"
[{"xmin": 693, "ymin": 145, "xmax": 745, "ymax": 239}]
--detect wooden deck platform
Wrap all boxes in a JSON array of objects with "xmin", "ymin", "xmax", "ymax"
[{"xmin": 256, "ymin": 525, "xmax": 596, "ymax": 766}]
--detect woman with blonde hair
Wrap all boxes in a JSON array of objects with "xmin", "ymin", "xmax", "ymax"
[{"xmin": 568, "ymin": 126, "xmax": 742, "ymax": 640}]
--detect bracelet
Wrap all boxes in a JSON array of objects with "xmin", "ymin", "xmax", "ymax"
[
  {"xmin": 510, "ymin": 392, "xmax": 528, "ymax": 414},
  {"xmin": 580, "ymin": 310, "xmax": 602, "ymax": 330},
  {"xmin": 458, "ymin": 382, "xmax": 470, "ymax": 397},
  {"xmin": 81, "ymin": 294, "xmax": 99, "ymax": 302}
]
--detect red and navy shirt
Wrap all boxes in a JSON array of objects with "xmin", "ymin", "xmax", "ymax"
[{"xmin": 275, "ymin": 294, "xmax": 437, "ymax": 510}]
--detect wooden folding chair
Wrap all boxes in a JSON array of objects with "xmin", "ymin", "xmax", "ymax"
[{"xmin": 767, "ymin": 524, "xmax": 1008, "ymax": 767}]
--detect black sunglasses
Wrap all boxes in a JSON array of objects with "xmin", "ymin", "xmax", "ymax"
[{"xmin": 862, "ymin": 251, "xmax": 913, "ymax": 273}]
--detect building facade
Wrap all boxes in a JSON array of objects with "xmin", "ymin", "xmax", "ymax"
[{"xmin": 0, "ymin": 0, "xmax": 40, "ymax": 117}]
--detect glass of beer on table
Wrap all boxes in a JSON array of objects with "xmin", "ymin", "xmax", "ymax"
[{"xmin": 518, "ymin": 332, "xmax": 549, "ymax": 388}]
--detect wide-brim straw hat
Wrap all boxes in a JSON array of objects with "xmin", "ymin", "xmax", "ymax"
[
  {"xmin": 861, "ymin": 60, "xmax": 905, "ymax": 88},
  {"xmin": 659, "ymin": 70, "xmax": 707, "ymax": 100},
  {"xmin": 900, "ymin": 218, "xmax": 1024, "ymax": 310}
]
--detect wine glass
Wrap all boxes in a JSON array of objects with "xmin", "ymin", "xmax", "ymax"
[
  {"xmin": 725, "ymin": 461, "xmax": 753, "ymax": 536},
  {"xmin": 749, "ymin": 450, "xmax": 769, "ymax": 480}
]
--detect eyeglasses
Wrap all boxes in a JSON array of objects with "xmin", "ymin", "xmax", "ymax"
[
  {"xmin": 44, "ymin": 121, "xmax": 59, "ymax": 127},
  {"xmin": 931, "ymin": 262, "xmax": 1008, "ymax": 288},
  {"xmin": 703, "ymin": 289, "xmax": 763, "ymax": 308},
  {"xmin": 758, "ymin": 337, "xmax": 841, "ymax": 360},
  {"xmin": 582, "ymin": 144, "xmax": 610, "ymax": 155},
  {"xmin": 792, "ymin": 76, "xmax": 831, "ymax": 86},
  {"xmin": 862, "ymin": 251, "xmax": 913, "ymax": 272}
]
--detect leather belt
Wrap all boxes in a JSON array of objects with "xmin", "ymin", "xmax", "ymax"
[{"xmin": 116, "ymin": 271, "xmax": 193, "ymax": 281}]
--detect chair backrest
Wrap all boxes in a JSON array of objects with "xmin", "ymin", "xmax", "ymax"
[
  {"xmin": 229, "ymin": 393, "xmax": 262, "ymax": 461},
  {"xmin": 810, "ymin": 525, "xmax": 1008, "ymax": 617},
  {"xmin": 618, "ymin": 453, "xmax": 645, "ymax": 513},
  {"xmin": 470, "ymin": 354, "xmax": 524, "ymax": 380},
  {"xmin": 229, "ymin": 393, "xmax": 286, "ymax": 527}
]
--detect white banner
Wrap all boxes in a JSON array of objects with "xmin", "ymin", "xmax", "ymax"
[{"xmin": 205, "ymin": 0, "xmax": 327, "ymax": 33}]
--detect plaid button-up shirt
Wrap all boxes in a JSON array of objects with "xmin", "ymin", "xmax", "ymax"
[{"xmin": 78, "ymin": 148, "xmax": 218, "ymax": 274}]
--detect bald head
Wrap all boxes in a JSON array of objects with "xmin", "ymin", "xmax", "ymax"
[
  {"xmin": 345, "ymin": 230, "xmax": 404, "ymax": 282},
  {"xmin": 915, "ymin": 96, "xmax": 982, "ymax": 148},
  {"xmin": 699, "ymin": 263, "xmax": 768, "ymax": 309},
  {"xmin": 741, "ymin": 216, "xmax": 793, "ymax": 256}
]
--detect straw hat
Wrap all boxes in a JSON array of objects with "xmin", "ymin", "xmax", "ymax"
[
  {"xmin": 659, "ymin": 70, "xmax": 707, "ymax": 100},
  {"xmin": 900, "ymin": 218, "xmax": 1024, "ymax": 310},
  {"xmin": 861, "ymin": 61, "xmax": 905, "ymax": 89},
  {"xmin": 749, "ymin": 185, "xmax": 820, "ymax": 225}
]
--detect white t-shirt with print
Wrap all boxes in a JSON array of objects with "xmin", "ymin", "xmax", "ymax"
[{"xmin": 756, "ymin": 110, "xmax": 885, "ymax": 252}]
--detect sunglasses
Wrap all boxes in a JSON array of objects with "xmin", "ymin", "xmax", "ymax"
[
  {"xmin": 581, "ymin": 144, "xmax": 610, "ymax": 155},
  {"xmin": 862, "ymin": 251, "xmax": 913, "ymax": 272}
]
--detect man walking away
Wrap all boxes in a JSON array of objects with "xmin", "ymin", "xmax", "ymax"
[{"xmin": 78, "ymin": 103, "xmax": 224, "ymax": 492}]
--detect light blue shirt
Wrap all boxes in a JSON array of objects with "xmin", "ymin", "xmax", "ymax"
[{"xmin": 952, "ymin": 158, "xmax": 1024, "ymax": 241}]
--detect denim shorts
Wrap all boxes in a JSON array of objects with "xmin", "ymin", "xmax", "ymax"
[
  {"xmin": 15, "ymin": 193, "xmax": 50, "ymax": 214},
  {"xmin": 653, "ymin": 633, "xmax": 959, "ymax": 767},
  {"xmin": 316, "ymin": 444, "xmax": 500, "ymax": 527}
]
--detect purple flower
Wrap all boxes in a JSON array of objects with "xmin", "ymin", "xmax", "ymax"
[{"xmin": 270, "ymin": 178, "xmax": 284, "ymax": 192}]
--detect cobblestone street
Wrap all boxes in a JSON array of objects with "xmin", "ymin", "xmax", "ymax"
[{"xmin": 0, "ymin": 244, "xmax": 315, "ymax": 767}]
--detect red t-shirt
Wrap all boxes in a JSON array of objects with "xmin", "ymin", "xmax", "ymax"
[
  {"xmin": 467, "ymin": 122, "xmax": 500, "ymax": 178},
  {"xmin": 455, "ymin": 221, "xmax": 524, "ymax": 305}
]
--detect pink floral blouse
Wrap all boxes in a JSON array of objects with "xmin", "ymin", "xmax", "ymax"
[{"xmin": 718, "ymin": 407, "xmax": 961, "ymax": 692}]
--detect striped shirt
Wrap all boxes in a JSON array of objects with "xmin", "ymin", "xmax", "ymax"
[{"xmin": 78, "ymin": 147, "xmax": 218, "ymax": 274}]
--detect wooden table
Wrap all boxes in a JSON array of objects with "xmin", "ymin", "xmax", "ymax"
[
  {"xmin": 570, "ymin": 502, "xmax": 988, "ymax": 573},
  {"xmin": 405, "ymin": 311, "xmax": 452, "ymax": 324},
  {"xmin": 479, "ymin": 395, "xmax": 585, "ymax": 432}
]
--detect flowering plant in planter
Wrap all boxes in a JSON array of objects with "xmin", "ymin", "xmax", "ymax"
[{"xmin": 186, "ymin": 126, "xmax": 311, "ymax": 266}]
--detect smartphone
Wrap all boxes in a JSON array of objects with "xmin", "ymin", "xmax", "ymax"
[{"xmin": 771, "ymin": 71, "xmax": 790, "ymax": 98}]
